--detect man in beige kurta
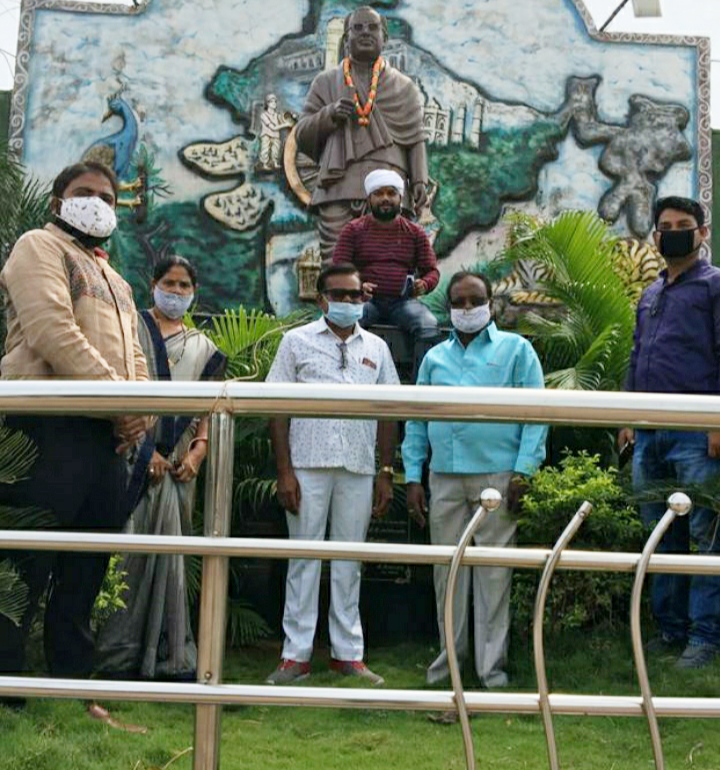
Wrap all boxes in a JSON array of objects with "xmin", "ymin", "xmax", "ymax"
[{"xmin": 295, "ymin": 6, "xmax": 428, "ymax": 259}]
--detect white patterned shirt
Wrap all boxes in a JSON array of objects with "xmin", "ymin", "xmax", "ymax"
[{"xmin": 266, "ymin": 317, "xmax": 400, "ymax": 475}]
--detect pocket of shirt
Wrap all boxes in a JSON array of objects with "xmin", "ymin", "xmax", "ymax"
[
  {"xmin": 688, "ymin": 301, "xmax": 712, "ymax": 317},
  {"xmin": 354, "ymin": 357, "xmax": 382, "ymax": 384},
  {"xmin": 466, "ymin": 361, "xmax": 507, "ymax": 386}
]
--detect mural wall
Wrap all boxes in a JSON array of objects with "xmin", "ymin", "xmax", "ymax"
[{"xmin": 9, "ymin": 0, "xmax": 711, "ymax": 313}]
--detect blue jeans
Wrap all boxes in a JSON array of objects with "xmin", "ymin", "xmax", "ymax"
[
  {"xmin": 633, "ymin": 429, "xmax": 720, "ymax": 647},
  {"xmin": 361, "ymin": 297, "xmax": 439, "ymax": 341}
]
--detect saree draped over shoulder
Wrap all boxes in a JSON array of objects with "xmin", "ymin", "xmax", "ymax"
[{"xmin": 95, "ymin": 311, "xmax": 225, "ymax": 679}]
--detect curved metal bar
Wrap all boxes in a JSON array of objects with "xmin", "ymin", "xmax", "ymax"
[
  {"xmin": 630, "ymin": 493, "xmax": 692, "ymax": 770},
  {"xmin": 533, "ymin": 501, "xmax": 592, "ymax": 770},
  {"xmin": 444, "ymin": 488, "xmax": 502, "ymax": 770}
]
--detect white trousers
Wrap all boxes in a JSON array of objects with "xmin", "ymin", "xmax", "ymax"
[
  {"xmin": 426, "ymin": 471, "xmax": 515, "ymax": 688},
  {"xmin": 281, "ymin": 468, "xmax": 374, "ymax": 662}
]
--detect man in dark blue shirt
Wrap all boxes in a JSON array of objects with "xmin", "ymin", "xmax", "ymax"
[{"xmin": 620, "ymin": 196, "xmax": 720, "ymax": 669}]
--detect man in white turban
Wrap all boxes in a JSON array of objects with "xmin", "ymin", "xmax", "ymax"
[
  {"xmin": 332, "ymin": 168, "xmax": 439, "ymax": 343},
  {"xmin": 363, "ymin": 169, "xmax": 404, "ymax": 198}
]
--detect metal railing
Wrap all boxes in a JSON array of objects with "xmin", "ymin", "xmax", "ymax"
[{"xmin": 1, "ymin": 382, "xmax": 720, "ymax": 770}]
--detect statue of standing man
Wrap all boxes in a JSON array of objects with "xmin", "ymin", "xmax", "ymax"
[{"xmin": 295, "ymin": 6, "xmax": 428, "ymax": 260}]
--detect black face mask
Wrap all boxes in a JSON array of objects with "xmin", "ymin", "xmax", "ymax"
[
  {"xmin": 658, "ymin": 228, "xmax": 698, "ymax": 260},
  {"xmin": 52, "ymin": 215, "xmax": 112, "ymax": 250}
]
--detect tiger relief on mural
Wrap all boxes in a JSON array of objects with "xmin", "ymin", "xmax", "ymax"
[{"xmin": 492, "ymin": 236, "xmax": 662, "ymax": 308}]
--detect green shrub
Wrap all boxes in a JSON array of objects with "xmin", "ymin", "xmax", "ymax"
[
  {"xmin": 92, "ymin": 554, "xmax": 129, "ymax": 629},
  {"xmin": 512, "ymin": 451, "xmax": 644, "ymax": 635}
]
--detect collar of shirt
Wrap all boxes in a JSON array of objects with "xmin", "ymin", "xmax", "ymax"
[
  {"xmin": 362, "ymin": 213, "xmax": 408, "ymax": 231},
  {"xmin": 658, "ymin": 256, "xmax": 707, "ymax": 286},
  {"xmin": 45, "ymin": 222, "xmax": 108, "ymax": 263},
  {"xmin": 314, "ymin": 315, "xmax": 364, "ymax": 345},
  {"xmin": 448, "ymin": 321, "xmax": 498, "ymax": 349}
]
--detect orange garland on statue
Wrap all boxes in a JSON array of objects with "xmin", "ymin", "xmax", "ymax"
[{"xmin": 342, "ymin": 56, "xmax": 385, "ymax": 127}]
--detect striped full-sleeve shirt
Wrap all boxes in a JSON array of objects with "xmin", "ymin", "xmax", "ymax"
[{"xmin": 332, "ymin": 214, "xmax": 440, "ymax": 298}]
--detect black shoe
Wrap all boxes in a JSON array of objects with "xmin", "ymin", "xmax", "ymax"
[
  {"xmin": 645, "ymin": 634, "xmax": 685, "ymax": 654},
  {"xmin": 0, "ymin": 696, "xmax": 26, "ymax": 712},
  {"xmin": 676, "ymin": 643, "xmax": 719, "ymax": 670},
  {"xmin": 155, "ymin": 670, "xmax": 197, "ymax": 682}
]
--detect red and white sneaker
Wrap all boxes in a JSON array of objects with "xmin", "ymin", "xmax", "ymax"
[
  {"xmin": 329, "ymin": 658, "xmax": 384, "ymax": 686},
  {"xmin": 265, "ymin": 659, "xmax": 311, "ymax": 685}
]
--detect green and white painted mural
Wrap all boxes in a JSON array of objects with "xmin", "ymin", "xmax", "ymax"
[{"xmin": 9, "ymin": 0, "xmax": 711, "ymax": 313}]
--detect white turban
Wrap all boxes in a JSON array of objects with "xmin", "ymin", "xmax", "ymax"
[{"xmin": 364, "ymin": 169, "xmax": 405, "ymax": 197}]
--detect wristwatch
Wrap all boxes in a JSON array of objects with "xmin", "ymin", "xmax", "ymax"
[{"xmin": 378, "ymin": 465, "xmax": 394, "ymax": 476}]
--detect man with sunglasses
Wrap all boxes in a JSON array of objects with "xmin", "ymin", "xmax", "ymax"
[
  {"xmin": 402, "ymin": 272, "xmax": 546, "ymax": 713},
  {"xmin": 265, "ymin": 264, "xmax": 399, "ymax": 686},
  {"xmin": 619, "ymin": 196, "xmax": 720, "ymax": 669}
]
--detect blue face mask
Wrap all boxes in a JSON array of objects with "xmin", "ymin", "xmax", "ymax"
[
  {"xmin": 325, "ymin": 301, "xmax": 363, "ymax": 328},
  {"xmin": 153, "ymin": 286, "xmax": 194, "ymax": 320}
]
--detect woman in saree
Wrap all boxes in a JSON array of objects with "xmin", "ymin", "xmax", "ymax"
[{"xmin": 95, "ymin": 255, "xmax": 226, "ymax": 681}]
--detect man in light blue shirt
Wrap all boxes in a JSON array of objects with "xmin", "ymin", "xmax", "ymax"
[{"xmin": 402, "ymin": 271, "xmax": 546, "ymax": 698}]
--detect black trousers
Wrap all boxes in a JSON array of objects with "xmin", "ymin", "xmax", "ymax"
[{"xmin": 0, "ymin": 416, "xmax": 129, "ymax": 678}]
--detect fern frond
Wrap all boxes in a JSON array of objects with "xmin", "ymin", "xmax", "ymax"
[
  {"xmin": 0, "ymin": 142, "xmax": 51, "ymax": 264},
  {"xmin": 226, "ymin": 598, "xmax": 271, "ymax": 648},
  {"xmin": 0, "ymin": 560, "xmax": 29, "ymax": 626},
  {"xmin": 185, "ymin": 553, "xmax": 202, "ymax": 605},
  {"xmin": 0, "ymin": 504, "xmax": 55, "ymax": 529},
  {"xmin": 0, "ymin": 424, "xmax": 39, "ymax": 484},
  {"xmin": 206, "ymin": 307, "xmax": 310, "ymax": 382},
  {"xmin": 500, "ymin": 209, "xmax": 635, "ymax": 391}
]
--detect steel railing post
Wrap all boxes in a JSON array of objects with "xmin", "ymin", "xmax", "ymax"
[
  {"xmin": 630, "ymin": 492, "xmax": 692, "ymax": 770},
  {"xmin": 533, "ymin": 502, "xmax": 592, "ymax": 770},
  {"xmin": 444, "ymin": 487, "xmax": 502, "ymax": 770},
  {"xmin": 193, "ymin": 412, "xmax": 235, "ymax": 770}
]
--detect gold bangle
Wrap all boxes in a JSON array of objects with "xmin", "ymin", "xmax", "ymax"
[{"xmin": 378, "ymin": 465, "xmax": 394, "ymax": 476}]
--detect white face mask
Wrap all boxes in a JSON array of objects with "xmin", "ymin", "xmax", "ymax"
[
  {"xmin": 58, "ymin": 196, "xmax": 117, "ymax": 238},
  {"xmin": 451, "ymin": 303, "xmax": 491, "ymax": 334},
  {"xmin": 325, "ymin": 301, "xmax": 364, "ymax": 328},
  {"xmin": 153, "ymin": 286, "xmax": 195, "ymax": 320}
]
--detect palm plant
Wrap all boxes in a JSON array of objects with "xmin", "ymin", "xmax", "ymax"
[
  {"xmin": 200, "ymin": 306, "xmax": 311, "ymax": 522},
  {"xmin": 0, "ymin": 141, "xmax": 50, "ymax": 265},
  {"xmin": 199, "ymin": 306, "xmax": 308, "ymax": 381},
  {"xmin": 499, "ymin": 210, "xmax": 637, "ymax": 391},
  {"xmin": 0, "ymin": 423, "xmax": 52, "ymax": 626},
  {"xmin": 0, "ymin": 142, "xmax": 50, "ymax": 356}
]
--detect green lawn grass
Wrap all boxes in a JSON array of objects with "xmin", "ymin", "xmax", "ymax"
[{"xmin": 2, "ymin": 633, "xmax": 720, "ymax": 770}]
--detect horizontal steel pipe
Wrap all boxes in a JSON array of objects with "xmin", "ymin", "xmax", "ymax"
[
  {"xmin": 0, "ymin": 677, "xmax": 719, "ymax": 718},
  {"xmin": 2, "ymin": 381, "xmax": 720, "ymax": 430},
  {"xmin": 0, "ymin": 530, "xmax": 719, "ymax": 575}
]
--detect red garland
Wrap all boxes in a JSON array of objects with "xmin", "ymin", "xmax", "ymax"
[{"xmin": 342, "ymin": 56, "xmax": 385, "ymax": 127}]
